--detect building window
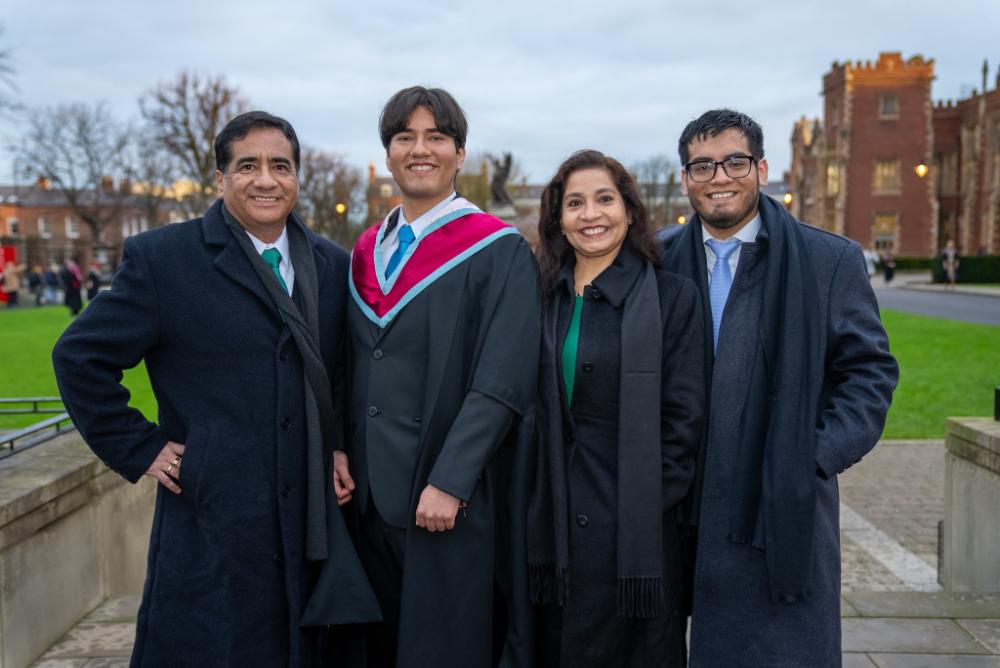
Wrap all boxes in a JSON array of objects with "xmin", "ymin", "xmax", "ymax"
[
  {"xmin": 380, "ymin": 184, "xmax": 393, "ymax": 198},
  {"xmin": 38, "ymin": 217, "xmax": 51, "ymax": 238},
  {"xmin": 879, "ymin": 93, "xmax": 899, "ymax": 119},
  {"xmin": 873, "ymin": 212, "xmax": 898, "ymax": 251},
  {"xmin": 8, "ymin": 218, "xmax": 19, "ymax": 236},
  {"xmin": 937, "ymin": 152, "xmax": 959, "ymax": 195},
  {"xmin": 826, "ymin": 164, "xmax": 840, "ymax": 196},
  {"xmin": 873, "ymin": 159, "xmax": 901, "ymax": 194},
  {"xmin": 65, "ymin": 217, "xmax": 80, "ymax": 239}
]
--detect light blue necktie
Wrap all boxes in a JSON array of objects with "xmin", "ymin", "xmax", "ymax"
[
  {"xmin": 385, "ymin": 224, "xmax": 415, "ymax": 279},
  {"xmin": 706, "ymin": 238, "xmax": 741, "ymax": 353},
  {"xmin": 261, "ymin": 248, "xmax": 288, "ymax": 293}
]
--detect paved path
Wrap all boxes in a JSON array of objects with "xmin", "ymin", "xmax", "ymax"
[
  {"xmin": 875, "ymin": 289, "xmax": 1000, "ymax": 326},
  {"xmin": 30, "ymin": 439, "xmax": 1000, "ymax": 667}
]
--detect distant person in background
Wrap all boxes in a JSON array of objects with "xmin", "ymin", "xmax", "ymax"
[
  {"xmin": 942, "ymin": 239, "xmax": 959, "ymax": 290},
  {"xmin": 863, "ymin": 246, "xmax": 879, "ymax": 281},
  {"xmin": 28, "ymin": 265, "xmax": 43, "ymax": 306},
  {"xmin": 2, "ymin": 261, "xmax": 25, "ymax": 308},
  {"xmin": 43, "ymin": 263, "xmax": 61, "ymax": 305},
  {"xmin": 60, "ymin": 257, "xmax": 83, "ymax": 316},
  {"xmin": 86, "ymin": 261, "xmax": 102, "ymax": 301},
  {"xmin": 881, "ymin": 251, "xmax": 895, "ymax": 285}
]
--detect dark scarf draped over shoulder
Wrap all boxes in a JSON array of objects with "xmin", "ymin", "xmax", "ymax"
[
  {"xmin": 220, "ymin": 204, "xmax": 333, "ymax": 562},
  {"xmin": 662, "ymin": 195, "xmax": 822, "ymax": 604},
  {"xmin": 527, "ymin": 247, "xmax": 666, "ymax": 618}
]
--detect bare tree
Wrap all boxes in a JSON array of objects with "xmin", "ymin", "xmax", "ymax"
[
  {"xmin": 140, "ymin": 71, "xmax": 248, "ymax": 216},
  {"xmin": 0, "ymin": 24, "xmax": 20, "ymax": 117},
  {"xmin": 130, "ymin": 127, "xmax": 180, "ymax": 229},
  {"xmin": 297, "ymin": 147, "xmax": 365, "ymax": 247},
  {"xmin": 630, "ymin": 155, "xmax": 680, "ymax": 228},
  {"xmin": 14, "ymin": 102, "xmax": 133, "ymax": 254}
]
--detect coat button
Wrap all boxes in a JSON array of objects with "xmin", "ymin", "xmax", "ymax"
[
  {"xmin": 368, "ymin": 405, "xmax": 379, "ymax": 417},
  {"xmin": 582, "ymin": 363, "xmax": 594, "ymax": 372},
  {"xmin": 281, "ymin": 417, "xmax": 291, "ymax": 429},
  {"xmin": 281, "ymin": 484, "xmax": 290, "ymax": 498},
  {"xmin": 372, "ymin": 348, "xmax": 384, "ymax": 360},
  {"xmin": 279, "ymin": 350, "xmax": 287, "ymax": 362},
  {"xmin": 591, "ymin": 289, "xmax": 602, "ymax": 300},
  {"xmin": 273, "ymin": 552, "xmax": 284, "ymax": 565},
  {"xmin": 576, "ymin": 514, "xmax": 590, "ymax": 528}
]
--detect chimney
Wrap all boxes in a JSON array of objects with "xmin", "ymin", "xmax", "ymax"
[
  {"xmin": 100, "ymin": 175, "xmax": 114, "ymax": 192},
  {"xmin": 36, "ymin": 175, "xmax": 50, "ymax": 190},
  {"xmin": 119, "ymin": 178, "xmax": 132, "ymax": 194},
  {"xmin": 368, "ymin": 162, "xmax": 376, "ymax": 183}
]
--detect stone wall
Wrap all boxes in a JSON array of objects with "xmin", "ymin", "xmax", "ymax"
[{"xmin": 0, "ymin": 432, "xmax": 154, "ymax": 668}]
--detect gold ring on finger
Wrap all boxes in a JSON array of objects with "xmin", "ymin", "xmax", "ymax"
[
  {"xmin": 166, "ymin": 462, "xmax": 176, "ymax": 475},
  {"xmin": 171, "ymin": 456, "xmax": 181, "ymax": 467}
]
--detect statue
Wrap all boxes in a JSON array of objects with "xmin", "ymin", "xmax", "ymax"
[{"xmin": 489, "ymin": 153, "xmax": 514, "ymax": 210}]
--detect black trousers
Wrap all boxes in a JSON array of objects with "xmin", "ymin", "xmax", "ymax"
[{"xmin": 359, "ymin": 503, "xmax": 407, "ymax": 668}]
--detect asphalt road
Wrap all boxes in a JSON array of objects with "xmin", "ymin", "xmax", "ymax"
[{"xmin": 874, "ymin": 288, "xmax": 1000, "ymax": 326}]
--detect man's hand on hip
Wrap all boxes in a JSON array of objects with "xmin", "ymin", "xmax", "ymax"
[
  {"xmin": 145, "ymin": 441, "xmax": 186, "ymax": 494},
  {"xmin": 332, "ymin": 450, "xmax": 355, "ymax": 506},
  {"xmin": 415, "ymin": 484, "xmax": 462, "ymax": 532}
]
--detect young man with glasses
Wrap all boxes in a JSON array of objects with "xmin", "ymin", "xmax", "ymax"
[{"xmin": 660, "ymin": 109, "xmax": 898, "ymax": 667}]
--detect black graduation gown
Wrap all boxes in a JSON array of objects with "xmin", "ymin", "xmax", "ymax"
[{"xmin": 347, "ymin": 230, "xmax": 541, "ymax": 667}]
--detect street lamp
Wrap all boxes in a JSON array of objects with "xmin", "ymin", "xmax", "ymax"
[
  {"xmin": 335, "ymin": 203, "xmax": 347, "ymax": 216},
  {"xmin": 783, "ymin": 192, "xmax": 793, "ymax": 206},
  {"xmin": 677, "ymin": 215, "xmax": 686, "ymax": 225},
  {"xmin": 915, "ymin": 164, "xmax": 929, "ymax": 178}
]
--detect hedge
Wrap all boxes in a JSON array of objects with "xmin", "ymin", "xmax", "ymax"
[{"xmin": 931, "ymin": 255, "xmax": 1000, "ymax": 283}]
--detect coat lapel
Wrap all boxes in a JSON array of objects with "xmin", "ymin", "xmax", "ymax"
[{"xmin": 201, "ymin": 199, "xmax": 287, "ymax": 316}]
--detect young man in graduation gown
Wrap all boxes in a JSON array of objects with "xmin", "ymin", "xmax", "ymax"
[
  {"xmin": 334, "ymin": 86, "xmax": 541, "ymax": 667},
  {"xmin": 52, "ymin": 111, "xmax": 375, "ymax": 666},
  {"xmin": 659, "ymin": 109, "xmax": 898, "ymax": 667}
]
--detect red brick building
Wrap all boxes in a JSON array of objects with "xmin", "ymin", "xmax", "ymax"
[
  {"xmin": 0, "ymin": 178, "xmax": 180, "ymax": 271},
  {"xmin": 790, "ymin": 52, "xmax": 1000, "ymax": 257}
]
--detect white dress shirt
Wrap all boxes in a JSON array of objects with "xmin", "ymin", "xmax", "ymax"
[
  {"xmin": 246, "ymin": 226, "xmax": 295, "ymax": 296},
  {"xmin": 380, "ymin": 192, "xmax": 457, "ymax": 267},
  {"xmin": 702, "ymin": 213, "xmax": 761, "ymax": 284}
]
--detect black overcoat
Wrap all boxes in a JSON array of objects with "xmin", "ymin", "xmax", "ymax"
[
  {"xmin": 536, "ymin": 249, "xmax": 705, "ymax": 667},
  {"xmin": 347, "ymin": 231, "xmax": 541, "ymax": 667},
  {"xmin": 660, "ymin": 200, "xmax": 898, "ymax": 667},
  {"xmin": 52, "ymin": 201, "xmax": 352, "ymax": 667}
]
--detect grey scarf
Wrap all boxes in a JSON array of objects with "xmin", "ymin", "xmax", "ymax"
[{"xmin": 222, "ymin": 205, "xmax": 333, "ymax": 561}]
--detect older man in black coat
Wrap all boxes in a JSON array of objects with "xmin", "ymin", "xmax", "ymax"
[
  {"xmin": 661, "ymin": 109, "xmax": 898, "ymax": 667},
  {"xmin": 52, "ymin": 112, "xmax": 373, "ymax": 667}
]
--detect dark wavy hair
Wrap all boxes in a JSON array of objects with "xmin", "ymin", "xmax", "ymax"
[
  {"xmin": 215, "ymin": 111, "xmax": 300, "ymax": 172},
  {"xmin": 378, "ymin": 86, "xmax": 468, "ymax": 150},
  {"xmin": 536, "ymin": 149, "xmax": 661, "ymax": 297}
]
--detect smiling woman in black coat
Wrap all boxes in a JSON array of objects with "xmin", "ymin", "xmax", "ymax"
[{"xmin": 527, "ymin": 150, "xmax": 706, "ymax": 667}]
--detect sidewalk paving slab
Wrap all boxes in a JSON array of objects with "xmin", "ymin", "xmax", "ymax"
[
  {"xmin": 845, "ymin": 593, "xmax": 1000, "ymax": 619},
  {"xmin": 958, "ymin": 620, "xmax": 1000, "ymax": 654},
  {"xmin": 869, "ymin": 655, "xmax": 1000, "ymax": 667},
  {"xmin": 845, "ymin": 653, "xmax": 879, "ymax": 666},
  {"xmin": 842, "ymin": 618, "xmax": 990, "ymax": 654}
]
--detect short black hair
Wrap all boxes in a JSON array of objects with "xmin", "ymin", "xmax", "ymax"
[
  {"xmin": 215, "ymin": 111, "xmax": 301, "ymax": 173},
  {"xmin": 677, "ymin": 109, "xmax": 764, "ymax": 165},
  {"xmin": 379, "ymin": 86, "xmax": 468, "ymax": 150}
]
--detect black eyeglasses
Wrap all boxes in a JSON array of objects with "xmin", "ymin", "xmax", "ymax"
[{"xmin": 684, "ymin": 155, "xmax": 756, "ymax": 182}]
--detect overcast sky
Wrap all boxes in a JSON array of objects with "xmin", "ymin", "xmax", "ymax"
[{"xmin": 2, "ymin": 0, "xmax": 998, "ymax": 185}]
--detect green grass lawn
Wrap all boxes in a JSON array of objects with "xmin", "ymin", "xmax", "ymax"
[
  {"xmin": 1, "ymin": 304, "xmax": 997, "ymax": 439},
  {"xmin": 880, "ymin": 308, "xmax": 999, "ymax": 439},
  {"xmin": 0, "ymin": 305, "xmax": 156, "ymax": 431}
]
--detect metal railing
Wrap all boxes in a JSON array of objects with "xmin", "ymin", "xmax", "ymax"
[
  {"xmin": 0, "ymin": 413, "xmax": 75, "ymax": 459},
  {"xmin": 0, "ymin": 397, "xmax": 66, "ymax": 415},
  {"xmin": 0, "ymin": 397, "xmax": 76, "ymax": 459}
]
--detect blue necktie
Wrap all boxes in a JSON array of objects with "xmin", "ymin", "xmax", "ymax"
[
  {"xmin": 261, "ymin": 248, "xmax": 288, "ymax": 293},
  {"xmin": 706, "ymin": 238, "xmax": 741, "ymax": 353},
  {"xmin": 385, "ymin": 224, "xmax": 415, "ymax": 279}
]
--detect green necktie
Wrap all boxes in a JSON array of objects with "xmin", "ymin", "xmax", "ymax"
[{"xmin": 261, "ymin": 248, "xmax": 289, "ymax": 294}]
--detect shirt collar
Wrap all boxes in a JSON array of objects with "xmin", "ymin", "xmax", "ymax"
[
  {"xmin": 245, "ymin": 224, "xmax": 290, "ymax": 260},
  {"xmin": 701, "ymin": 212, "xmax": 761, "ymax": 246},
  {"xmin": 397, "ymin": 191, "xmax": 458, "ymax": 236}
]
